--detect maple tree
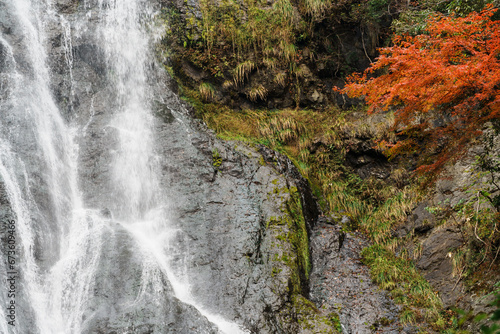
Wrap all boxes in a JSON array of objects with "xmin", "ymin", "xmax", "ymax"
[{"xmin": 341, "ymin": 5, "xmax": 500, "ymax": 178}]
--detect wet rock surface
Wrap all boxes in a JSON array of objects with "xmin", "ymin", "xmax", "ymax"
[
  {"xmin": 0, "ymin": 0, "xmax": 232, "ymax": 332},
  {"xmin": 310, "ymin": 218, "xmax": 414, "ymax": 334},
  {"xmin": 153, "ymin": 101, "xmax": 327, "ymax": 332},
  {"xmin": 86, "ymin": 223, "xmax": 220, "ymax": 334},
  {"xmin": 416, "ymin": 226, "xmax": 464, "ymax": 308},
  {"xmin": 36, "ymin": 2, "xmax": 338, "ymax": 332}
]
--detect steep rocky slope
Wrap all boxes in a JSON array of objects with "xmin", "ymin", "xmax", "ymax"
[
  {"xmin": 2, "ymin": 0, "xmax": 499, "ymax": 333},
  {"xmin": 156, "ymin": 0, "xmax": 500, "ymax": 331},
  {"xmin": 0, "ymin": 0, "xmax": 409, "ymax": 332}
]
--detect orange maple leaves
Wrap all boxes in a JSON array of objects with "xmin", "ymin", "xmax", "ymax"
[{"xmin": 341, "ymin": 5, "xmax": 500, "ymax": 177}]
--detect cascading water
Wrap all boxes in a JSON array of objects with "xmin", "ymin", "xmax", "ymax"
[{"xmin": 0, "ymin": 0, "xmax": 245, "ymax": 333}]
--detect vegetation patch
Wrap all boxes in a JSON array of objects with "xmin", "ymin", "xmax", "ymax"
[
  {"xmin": 266, "ymin": 182, "xmax": 339, "ymax": 333},
  {"xmin": 362, "ymin": 244, "xmax": 443, "ymax": 324},
  {"xmin": 175, "ymin": 84, "xmax": 443, "ymax": 329},
  {"xmin": 157, "ymin": 0, "xmax": 399, "ymax": 109},
  {"xmin": 157, "ymin": 0, "xmax": 500, "ymax": 331}
]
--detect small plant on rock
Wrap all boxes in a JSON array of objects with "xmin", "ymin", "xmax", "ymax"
[
  {"xmin": 212, "ymin": 148, "xmax": 222, "ymax": 170},
  {"xmin": 199, "ymin": 82, "xmax": 215, "ymax": 102}
]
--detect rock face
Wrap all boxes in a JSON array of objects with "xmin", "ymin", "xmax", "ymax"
[
  {"xmin": 395, "ymin": 140, "xmax": 500, "ymax": 322},
  {"xmin": 416, "ymin": 226, "xmax": 463, "ymax": 307},
  {"xmin": 0, "ymin": 0, "xmax": 420, "ymax": 333},
  {"xmin": 85, "ymin": 223, "xmax": 221, "ymax": 334},
  {"xmin": 310, "ymin": 218, "xmax": 412, "ymax": 334},
  {"xmin": 152, "ymin": 99, "xmax": 325, "ymax": 332},
  {"xmin": 0, "ymin": 0, "xmax": 339, "ymax": 332}
]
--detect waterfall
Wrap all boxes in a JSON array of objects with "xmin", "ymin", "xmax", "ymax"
[{"xmin": 0, "ymin": 0, "xmax": 244, "ymax": 333}]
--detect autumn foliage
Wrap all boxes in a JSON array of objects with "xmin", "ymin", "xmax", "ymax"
[{"xmin": 342, "ymin": 6, "xmax": 500, "ymax": 177}]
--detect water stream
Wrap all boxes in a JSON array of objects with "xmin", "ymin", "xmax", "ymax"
[{"xmin": 0, "ymin": 0, "xmax": 243, "ymax": 333}]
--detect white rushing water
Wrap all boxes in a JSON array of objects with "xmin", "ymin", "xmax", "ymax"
[
  {"xmin": 0, "ymin": 0, "xmax": 107, "ymax": 333},
  {"xmin": 0, "ymin": 0, "xmax": 244, "ymax": 333},
  {"xmin": 98, "ymin": 1, "xmax": 245, "ymax": 332}
]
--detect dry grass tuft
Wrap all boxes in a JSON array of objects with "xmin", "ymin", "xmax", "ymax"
[
  {"xmin": 263, "ymin": 57, "xmax": 278, "ymax": 70},
  {"xmin": 304, "ymin": 0, "xmax": 332, "ymax": 18},
  {"xmin": 274, "ymin": 71, "xmax": 287, "ymax": 87},
  {"xmin": 222, "ymin": 80, "xmax": 235, "ymax": 90},
  {"xmin": 246, "ymin": 84, "xmax": 268, "ymax": 102},
  {"xmin": 199, "ymin": 82, "xmax": 215, "ymax": 101},
  {"xmin": 233, "ymin": 60, "xmax": 256, "ymax": 85},
  {"xmin": 258, "ymin": 113, "xmax": 304, "ymax": 145}
]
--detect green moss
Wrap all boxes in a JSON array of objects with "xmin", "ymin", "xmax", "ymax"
[
  {"xmin": 362, "ymin": 244, "xmax": 443, "ymax": 324},
  {"xmin": 212, "ymin": 148, "xmax": 222, "ymax": 170},
  {"xmin": 271, "ymin": 267, "xmax": 283, "ymax": 277},
  {"xmin": 265, "ymin": 184, "xmax": 314, "ymax": 329},
  {"xmin": 266, "ymin": 216, "xmax": 278, "ymax": 228},
  {"xmin": 285, "ymin": 186, "xmax": 311, "ymax": 280},
  {"xmin": 293, "ymin": 295, "xmax": 341, "ymax": 333}
]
